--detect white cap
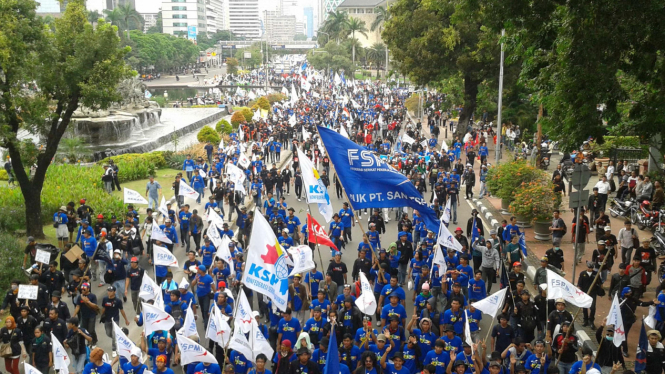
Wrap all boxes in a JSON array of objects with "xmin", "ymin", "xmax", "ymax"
[
  {"xmin": 179, "ymin": 278, "xmax": 190, "ymax": 289},
  {"xmin": 131, "ymin": 346, "xmax": 142, "ymax": 357},
  {"xmin": 113, "ymin": 249, "xmax": 122, "ymax": 254},
  {"xmin": 539, "ymin": 283, "xmax": 547, "ymax": 291},
  {"xmin": 252, "ymin": 311, "xmax": 260, "ymax": 318}
]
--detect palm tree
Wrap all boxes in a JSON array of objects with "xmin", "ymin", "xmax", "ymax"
[
  {"xmin": 346, "ymin": 17, "xmax": 368, "ymax": 64},
  {"xmin": 321, "ymin": 10, "xmax": 349, "ymax": 43},
  {"xmin": 103, "ymin": 8, "xmax": 123, "ymax": 28},
  {"xmin": 87, "ymin": 10, "xmax": 102, "ymax": 27},
  {"xmin": 370, "ymin": 6, "xmax": 390, "ymax": 33},
  {"xmin": 116, "ymin": 4, "xmax": 143, "ymax": 39}
]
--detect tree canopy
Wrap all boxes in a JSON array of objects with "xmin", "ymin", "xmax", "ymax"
[{"xmin": 124, "ymin": 30, "xmax": 199, "ymax": 72}]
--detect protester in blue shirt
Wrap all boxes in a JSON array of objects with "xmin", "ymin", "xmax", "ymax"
[
  {"xmin": 191, "ymin": 265, "xmax": 213, "ymax": 324},
  {"xmin": 339, "ymin": 203, "xmax": 355, "ymax": 243},
  {"xmin": 277, "ymin": 308, "xmax": 302, "ymax": 347},
  {"xmin": 182, "ymin": 156, "xmax": 196, "ymax": 182},
  {"xmin": 423, "ymin": 340, "xmax": 451, "ymax": 374}
]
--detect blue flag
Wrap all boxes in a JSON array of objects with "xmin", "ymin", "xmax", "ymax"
[
  {"xmin": 318, "ymin": 126, "xmax": 440, "ymax": 231},
  {"xmin": 519, "ymin": 232, "xmax": 527, "ymax": 257},
  {"xmin": 635, "ymin": 318, "xmax": 648, "ymax": 372},
  {"xmin": 500, "ymin": 261, "xmax": 510, "ymax": 289},
  {"xmin": 471, "ymin": 218, "xmax": 480, "ymax": 244},
  {"xmin": 324, "ymin": 325, "xmax": 340, "ymax": 374}
]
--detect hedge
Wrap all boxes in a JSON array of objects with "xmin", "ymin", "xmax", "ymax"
[
  {"xmin": 231, "ymin": 111, "xmax": 245, "ymax": 126},
  {"xmin": 96, "ymin": 152, "xmax": 165, "ymax": 183},
  {"xmin": 0, "ymin": 164, "xmax": 125, "ymax": 232},
  {"xmin": 197, "ymin": 126, "xmax": 221, "ymax": 144},
  {"xmin": 216, "ymin": 119, "xmax": 233, "ymax": 134},
  {"xmin": 240, "ymin": 107, "xmax": 253, "ymax": 122},
  {"xmin": 0, "ymin": 233, "xmax": 28, "ymax": 288}
]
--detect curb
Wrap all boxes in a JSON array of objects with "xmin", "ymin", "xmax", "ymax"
[{"xmin": 468, "ymin": 197, "xmax": 599, "ymax": 354}]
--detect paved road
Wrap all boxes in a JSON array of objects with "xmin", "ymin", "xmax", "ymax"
[{"xmin": 144, "ymin": 66, "xmax": 228, "ymax": 88}]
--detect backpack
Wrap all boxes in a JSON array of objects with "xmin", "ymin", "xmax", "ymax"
[{"xmin": 170, "ymin": 301, "xmax": 184, "ymax": 330}]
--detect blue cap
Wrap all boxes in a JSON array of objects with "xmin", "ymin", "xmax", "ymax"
[
  {"xmin": 333, "ymin": 251, "xmax": 341, "ymax": 257},
  {"xmin": 389, "ymin": 291, "xmax": 399, "ymax": 298},
  {"xmin": 198, "ymin": 265, "xmax": 206, "ymax": 272},
  {"xmin": 621, "ymin": 286, "xmax": 632, "ymax": 298}
]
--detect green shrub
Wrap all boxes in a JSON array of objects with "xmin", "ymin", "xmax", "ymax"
[
  {"xmin": 152, "ymin": 96, "xmax": 167, "ymax": 108},
  {"xmin": 0, "ymin": 233, "xmax": 28, "ymax": 287},
  {"xmin": 98, "ymin": 152, "xmax": 167, "ymax": 169},
  {"xmin": 0, "ymin": 170, "xmax": 7, "ymax": 181},
  {"xmin": 265, "ymin": 93, "xmax": 288, "ymax": 104},
  {"xmin": 240, "ymin": 107, "xmax": 253, "ymax": 122},
  {"xmin": 405, "ymin": 94, "xmax": 420, "ymax": 113},
  {"xmin": 256, "ymin": 97, "xmax": 270, "ymax": 111},
  {"xmin": 96, "ymin": 152, "xmax": 164, "ymax": 182},
  {"xmin": 0, "ymin": 164, "xmax": 125, "ymax": 232},
  {"xmin": 216, "ymin": 119, "xmax": 232, "ymax": 134},
  {"xmin": 231, "ymin": 111, "xmax": 245, "ymax": 127},
  {"xmin": 197, "ymin": 126, "xmax": 221, "ymax": 144}
]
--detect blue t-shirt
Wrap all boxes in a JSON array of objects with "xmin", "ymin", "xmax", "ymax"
[
  {"xmin": 339, "ymin": 208, "xmax": 354, "ymax": 227},
  {"xmin": 381, "ymin": 303, "xmax": 407, "ymax": 325},
  {"xmin": 178, "ymin": 211, "xmax": 192, "ymax": 230},
  {"xmin": 230, "ymin": 350, "xmax": 253, "ymax": 374},
  {"xmin": 402, "ymin": 346, "xmax": 419, "ymax": 374},
  {"xmin": 83, "ymin": 363, "xmax": 113, "ymax": 374},
  {"xmin": 147, "ymin": 348, "xmax": 172, "ymax": 369},
  {"xmin": 568, "ymin": 361, "xmax": 601, "ymax": 374},
  {"xmin": 121, "ymin": 363, "xmax": 147, "ymax": 374},
  {"xmin": 468, "ymin": 279, "xmax": 486, "ymax": 301},
  {"xmin": 194, "ymin": 363, "xmax": 222, "ymax": 374},
  {"xmin": 455, "ymin": 352, "xmax": 476, "ymax": 374},
  {"xmin": 372, "ymin": 269, "xmax": 390, "ymax": 293},
  {"xmin": 467, "ymin": 309, "xmax": 482, "ymax": 332},
  {"xmin": 311, "ymin": 348, "xmax": 327, "ymax": 372},
  {"xmin": 442, "ymin": 335, "xmax": 463, "ymax": 354},
  {"xmin": 441, "ymin": 309, "xmax": 465, "ymax": 335},
  {"xmin": 309, "ymin": 299, "xmax": 330, "ymax": 319},
  {"xmin": 340, "ymin": 345, "xmax": 361, "ymax": 369},
  {"xmin": 524, "ymin": 354, "xmax": 550, "ymax": 374},
  {"xmin": 200, "ymin": 244, "xmax": 216, "ymax": 267},
  {"xmin": 277, "ymin": 318, "xmax": 301, "ymax": 345},
  {"xmin": 412, "ymin": 328, "xmax": 436, "ymax": 356},
  {"xmin": 303, "ymin": 317, "xmax": 325, "ymax": 342},
  {"xmin": 423, "ymin": 350, "xmax": 451, "ymax": 374},
  {"xmin": 380, "ymin": 285, "xmax": 405, "ymax": 306},
  {"xmin": 195, "ymin": 274, "xmax": 214, "ymax": 297},
  {"xmin": 385, "ymin": 363, "xmax": 411, "ymax": 374}
]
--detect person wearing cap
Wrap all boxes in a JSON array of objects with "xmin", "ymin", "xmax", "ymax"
[
  {"xmin": 591, "ymin": 319, "xmax": 623, "ymax": 374},
  {"xmin": 47, "ymin": 288, "xmax": 70, "ymax": 322},
  {"xmin": 23, "ymin": 236, "xmax": 38, "ymax": 270},
  {"xmin": 119, "ymin": 346, "xmax": 148, "ymax": 374},
  {"xmin": 454, "ymin": 341, "xmax": 479, "ymax": 374},
  {"xmin": 223, "ymin": 364, "xmax": 236, "ymax": 374},
  {"xmin": 159, "ymin": 218, "xmax": 178, "ymax": 252},
  {"xmin": 544, "ymin": 241, "xmax": 565, "ymax": 274},
  {"xmin": 101, "ymin": 285, "xmax": 129, "ymax": 355},
  {"xmin": 126, "ymin": 257, "xmax": 144, "ymax": 312},
  {"xmin": 310, "ymin": 337, "xmax": 329, "ymax": 373},
  {"xmin": 591, "ymin": 239, "xmax": 614, "ymax": 284},
  {"xmin": 83, "ymin": 347, "xmax": 113, "ymax": 374},
  {"xmin": 304, "ymin": 304, "xmax": 326, "ymax": 346},
  {"xmin": 423, "ymin": 339, "xmax": 451, "ymax": 374},
  {"xmin": 53, "ymin": 205, "xmax": 70, "ymax": 249},
  {"xmin": 380, "ymin": 344, "xmax": 410, "ymax": 374},
  {"xmin": 568, "ymin": 347, "xmax": 600, "ymax": 374},
  {"xmin": 141, "ymin": 331, "xmax": 172, "ymax": 370},
  {"xmin": 380, "ymin": 290, "xmax": 407, "ymax": 329},
  {"xmin": 635, "ymin": 237, "xmax": 657, "ymax": 283},
  {"xmin": 327, "ymin": 251, "xmax": 348, "ymax": 296},
  {"xmin": 362, "ymin": 332, "xmax": 394, "ymax": 363},
  {"xmin": 545, "ymin": 299, "xmax": 572, "ymax": 341},
  {"xmin": 272, "ymin": 339, "xmax": 295, "ymax": 374},
  {"xmin": 289, "ymin": 274, "xmax": 309, "ymax": 323},
  {"xmin": 338, "ymin": 202, "xmax": 355, "ymax": 244}
]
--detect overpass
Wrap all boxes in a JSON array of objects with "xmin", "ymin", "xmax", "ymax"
[
  {"xmin": 146, "ymin": 83, "xmax": 285, "ymax": 90},
  {"xmin": 216, "ymin": 40, "xmax": 318, "ymax": 50}
]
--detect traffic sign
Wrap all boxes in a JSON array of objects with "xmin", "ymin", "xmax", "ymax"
[
  {"xmin": 568, "ymin": 190, "xmax": 590, "ymax": 209},
  {"xmin": 571, "ymin": 164, "xmax": 591, "ymax": 190}
]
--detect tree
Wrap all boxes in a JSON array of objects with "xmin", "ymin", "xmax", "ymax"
[
  {"xmin": 321, "ymin": 10, "xmax": 349, "ymax": 43},
  {"xmin": 480, "ymin": 0, "xmax": 665, "ymax": 152},
  {"xmin": 116, "ymin": 4, "xmax": 143, "ymax": 39},
  {"xmin": 346, "ymin": 17, "xmax": 368, "ymax": 64},
  {"xmin": 87, "ymin": 10, "xmax": 102, "ymax": 26},
  {"xmin": 226, "ymin": 57, "xmax": 239, "ymax": 75},
  {"xmin": 146, "ymin": 11, "xmax": 162, "ymax": 34},
  {"xmin": 366, "ymin": 42, "xmax": 386, "ymax": 70},
  {"xmin": 370, "ymin": 6, "xmax": 390, "ymax": 33},
  {"xmin": 294, "ymin": 33, "xmax": 308, "ymax": 41},
  {"xmin": 383, "ymin": 0, "xmax": 499, "ymax": 138},
  {"xmin": 103, "ymin": 7, "xmax": 123, "ymax": 27},
  {"xmin": 0, "ymin": 0, "xmax": 131, "ymax": 238},
  {"xmin": 307, "ymin": 41, "xmax": 354, "ymax": 73}
]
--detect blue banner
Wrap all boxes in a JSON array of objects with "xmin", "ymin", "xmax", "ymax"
[
  {"xmin": 519, "ymin": 232, "xmax": 527, "ymax": 257},
  {"xmin": 635, "ymin": 318, "xmax": 647, "ymax": 372},
  {"xmin": 318, "ymin": 126, "xmax": 440, "ymax": 231}
]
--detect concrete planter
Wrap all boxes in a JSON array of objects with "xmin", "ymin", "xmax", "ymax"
[
  {"xmin": 534, "ymin": 220, "xmax": 552, "ymax": 241},
  {"xmin": 501, "ymin": 198, "xmax": 512, "ymax": 215},
  {"xmin": 516, "ymin": 214, "xmax": 532, "ymax": 228}
]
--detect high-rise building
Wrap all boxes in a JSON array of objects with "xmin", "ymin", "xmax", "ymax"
[
  {"xmin": 304, "ymin": 7, "xmax": 314, "ymax": 38},
  {"xmin": 205, "ymin": 0, "xmax": 225, "ymax": 33},
  {"xmin": 35, "ymin": 0, "xmax": 62, "ymax": 13},
  {"xmin": 228, "ymin": 0, "xmax": 260, "ymax": 39},
  {"xmin": 264, "ymin": 10, "xmax": 297, "ymax": 41},
  {"xmin": 323, "ymin": 0, "xmax": 344, "ymax": 17},
  {"xmin": 141, "ymin": 13, "xmax": 159, "ymax": 33},
  {"xmin": 161, "ymin": 0, "xmax": 207, "ymax": 38}
]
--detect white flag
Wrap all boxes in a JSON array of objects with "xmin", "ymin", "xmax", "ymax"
[
  {"xmin": 645, "ymin": 305, "xmax": 657, "ymax": 329},
  {"xmin": 238, "ymin": 126, "xmax": 245, "ymax": 142},
  {"xmin": 607, "ymin": 293, "xmax": 625, "ymax": 348},
  {"xmin": 113, "ymin": 321, "xmax": 141, "ymax": 361},
  {"xmin": 228, "ymin": 323, "xmax": 253, "ymax": 363},
  {"xmin": 51, "ymin": 332, "xmax": 71, "ymax": 374},
  {"xmin": 302, "ymin": 126, "xmax": 310, "ymax": 141},
  {"xmin": 252, "ymin": 109, "xmax": 261, "ymax": 122},
  {"xmin": 287, "ymin": 245, "xmax": 316, "ymax": 277},
  {"xmin": 124, "ymin": 187, "xmax": 149, "ymax": 205},
  {"xmin": 235, "ymin": 289, "xmax": 254, "ymax": 334},
  {"xmin": 241, "ymin": 210, "xmax": 289, "ymax": 311},
  {"xmin": 441, "ymin": 198, "xmax": 452, "ymax": 224},
  {"xmin": 289, "ymin": 114, "xmax": 297, "ymax": 127},
  {"xmin": 219, "ymin": 138, "xmax": 224, "ymax": 151},
  {"xmin": 198, "ymin": 169, "xmax": 207, "ymax": 179},
  {"xmin": 250, "ymin": 317, "xmax": 274, "ymax": 363},
  {"xmin": 238, "ymin": 152, "xmax": 250, "ymax": 169},
  {"xmin": 546, "ymin": 269, "xmax": 593, "ymax": 308},
  {"xmin": 207, "ymin": 207, "xmax": 225, "ymax": 228},
  {"xmin": 139, "ymin": 273, "xmax": 160, "ymax": 301},
  {"xmin": 176, "ymin": 334, "xmax": 218, "ymax": 366},
  {"xmin": 206, "ymin": 304, "xmax": 231, "ymax": 345},
  {"xmin": 153, "ymin": 245, "xmax": 179, "ymax": 267},
  {"xmin": 24, "ymin": 363, "xmax": 44, "ymax": 374},
  {"xmin": 226, "ymin": 163, "xmax": 246, "ymax": 187},
  {"xmin": 158, "ymin": 196, "xmax": 169, "ymax": 218},
  {"xmin": 209, "ymin": 229, "xmax": 234, "ymax": 276},
  {"xmin": 354, "ymin": 272, "xmax": 377, "ymax": 315},
  {"xmin": 339, "ymin": 125, "xmax": 350, "ymax": 139},
  {"xmin": 441, "ymin": 140, "xmax": 449, "ymax": 152},
  {"xmin": 178, "ymin": 301, "xmax": 198, "ymax": 338},
  {"xmin": 153, "ymin": 289, "xmax": 165, "ymax": 310},
  {"xmin": 471, "ymin": 288, "xmax": 507, "ymax": 318},
  {"xmin": 464, "ymin": 310, "xmax": 474, "ymax": 351},
  {"xmin": 402, "ymin": 133, "xmax": 416, "ymax": 145},
  {"xmin": 437, "ymin": 221, "xmax": 464, "ymax": 252},
  {"xmin": 297, "ymin": 147, "xmax": 333, "ymax": 222},
  {"xmin": 179, "ymin": 180, "xmax": 200, "ymax": 201},
  {"xmin": 432, "ymin": 246, "xmax": 448, "ymax": 275},
  {"xmin": 142, "ymin": 302, "xmax": 175, "ymax": 335},
  {"xmin": 151, "ymin": 224, "xmax": 173, "ymax": 244}
]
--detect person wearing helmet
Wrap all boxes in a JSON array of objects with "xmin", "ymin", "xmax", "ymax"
[{"xmin": 77, "ymin": 199, "xmax": 93, "ymax": 224}]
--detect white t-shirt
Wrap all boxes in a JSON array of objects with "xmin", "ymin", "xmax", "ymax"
[{"xmin": 594, "ymin": 181, "xmax": 610, "ymax": 194}]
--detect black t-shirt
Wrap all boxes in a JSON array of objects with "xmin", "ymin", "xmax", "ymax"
[
  {"xmin": 327, "ymin": 261, "xmax": 348, "ymax": 286},
  {"xmin": 101, "ymin": 296, "xmax": 123, "ymax": 322},
  {"xmin": 447, "ymin": 187, "xmax": 459, "ymax": 203},
  {"xmin": 491, "ymin": 324, "xmax": 515, "ymax": 354},
  {"xmin": 127, "ymin": 266, "xmax": 145, "ymax": 291}
]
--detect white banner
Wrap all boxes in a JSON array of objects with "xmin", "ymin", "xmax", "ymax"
[
  {"xmin": 287, "ymin": 245, "xmax": 316, "ymax": 277},
  {"xmin": 142, "ymin": 302, "xmax": 175, "ymax": 335},
  {"xmin": 52, "ymin": 332, "xmax": 71, "ymax": 374},
  {"xmin": 139, "ymin": 273, "xmax": 160, "ymax": 301},
  {"xmin": 238, "ymin": 152, "xmax": 250, "ymax": 169},
  {"xmin": 546, "ymin": 269, "xmax": 593, "ymax": 308},
  {"xmin": 209, "ymin": 228, "xmax": 234, "ymax": 276},
  {"xmin": 176, "ymin": 334, "xmax": 218, "ymax": 366},
  {"xmin": 471, "ymin": 288, "xmax": 507, "ymax": 318},
  {"xmin": 249, "ymin": 317, "xmax": 274, "ymax": 363},
  {"xmin": 297, "ymin": 147, "xmax": 333, "ymax": 222},
  {"xmin": 24, "ymin": 363, "xmax": 43, "ymax": 374},
  {"xmin": 207, "ymin": 207, "xmax": 225, "ymax": 228},
  {"xmin": 158, "ymin": 196, "xmax": 169, "ymax": 218},
  {"xmin": 179, "ymin": 180, "xmax": 200, "ymax": 201},
  {"xmin": 124, "ymin": 188, "xmax": 149, "ymax": 205},
  {"xmin": 441, "ymin": 198, "xmax": 452, "ymax": 224},
  {"xmin": 607, "ymin": 293, "xmax": 625, "ymax": 348},
  {"xmin": 178, "ymin": 301, "xmax": 198, "ymax": 338},
  {"xmin": 241, "ymin": 209, "xmax": 289, "ymax": 311},
  {"xmin": 432, "ymin": 245, "xmax": 448, "ymax": 275},
  {"xmin": 228, "ymin": 323, "xmax": 253, "ymax": 363},
  {"xmin": 235, "ymin": 289, "xmax": 254, "ymax": 334},
  {"xmin": 151, "ymin": 225, "xmax": 173, "ymax": 245},
  {"xmin": 354, "ymin": 272, "xmax": 377, "ymax": 315},
  {"xmin": 206, "ymin": 304, "xmax": 231, "ymax": 346},
  {"xmin": 464, "ymin": 310, "xmax": 474, "ymax": 353},
  {"xmin": 113, "ymin": 321, "xmax": 141, "ymax": 361},
  {"xmin": 153, "ymin": 245, "xmax": 179, "ymax": 267},
  {"xmin": 437, "ymin": 221, "xmax": 464, "ymax": 252},
  {"xmin": 402, "ymin": 133, "xmax": 416, "ymax": 145}
]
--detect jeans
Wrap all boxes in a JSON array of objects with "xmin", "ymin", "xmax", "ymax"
[
  {"xmin": 451, "ymin": 202, "xmax": 458, "ymax": 223},
  {"xmin": 113, "ymin": 279, "xmax": 126, "ymax": 296},
  {"xmin": 575, "ymin": 242, "xmax": 586, "ymax": 263},
  {"xmin": 276, "ymin": 186, "xmax": 283, "ymax": 200},
  {"xmin": 80, "ymin": 316, "xmax": 97, "ymax": 345},
  {"xmin": 398, "ymin": 263, "xmax": 408, "ymax": 286},
  {"xmin": 414, "ymin": 231, "xmax": 421, "ymax": 245},
  {"xmin": 131, "ymin": 290, "xmax": 141, "ymax": 313},
  {"xmin": 191, "ymin": 232, "xmax": 201, "ymax": 251},
  {"xmin": 621, "ymin": 246, "xmax": 634, "ymax": 266},
  {"xmin": 195, "ymin": 187, "xmax": 204, "ymax": 203},
  {"xmin": 295, "ymin": 184, "xmax": 303, "ymax": 199},
  {"xmin": 72, "ymin": 353, "xmax": 87, "ymax": 374},
  {"xmin": 186, "ymin": 171, "xmax": 193, "ymax": 182},
  {"xmin": 558, "ymin": 362, "xmax": 573, "ymax": 374},
  {"xmin": 104, "ymin": 181, "xmax": 113, "ymax": 194},
  {"xmin": 148, "ymin": 196, "xmax": 158, "ymax": 210},
  {"xmin": 478, "ymin": 181, "xmax": 487, "ymax": 197},
  {"xmin": 105, "ymin": 320, "xmax": 117, "ymax": 350},
  {"xmin": 180, "ymin": 227, "xmax": 190, "ymax": 250}
]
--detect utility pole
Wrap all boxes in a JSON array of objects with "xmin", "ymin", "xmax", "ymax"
[{"xmin": 495, "ymin": 29, "xmax": 505, "ymax": 165}]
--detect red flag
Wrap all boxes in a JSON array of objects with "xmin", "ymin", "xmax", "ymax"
[{"xmin": 307, "ymin": 213, "xmax": 338, "ymax": 250}]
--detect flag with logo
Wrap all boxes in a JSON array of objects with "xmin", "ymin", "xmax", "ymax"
[
  {"xmin": 546, "ymin": 269, "xmax": 593, "ymax": 308},
  {"xmin": 296, "ymin": 147, "xmax": 333, "ymax": 222},
  {"xmin": 114, "ymin": 321, "xmax": 141, "ymax": 361},
  {"xmin": 238, "ymin": 151, "xmax": 250, "ymax": 169},
  {"xmin": 178, "ymin": 301, "xmax": 198, "ymax": 338},
  {"xmin": 241, "ymin": 209, "xmax": 290, "ymax": 311},
  {"xmin": 153, "ymin": 245, "xmax": 179, "ymax": 267},
  {"xmin": 24, "ymin": 363, "xmax": 42, "ymax": 374},
  {"xmin": 176, "ymin": 334, "xmax": 218, "ymax": 365},
  {"xmin": 139, "ymin": 273, "xmax": 160, "ymax": 301},
  {"xmin": 52, "ymin": 332, "xmax": 71, "ymax": 374},
  {"xmin": 432, "ymin": 245, "xmax": 448, "ymax": 275},
  {"xmin": 124, "ymin": 188, "xmax": 149, "ymax": 205},
  {"xmin": 179, "ymin": 180, "xmax": 200, "ymax": 201},
  {"xmin": 250, "ymin": 317, "xmax": 274, "ymax": 362},
  {"xmin": 142, "ymin": 302, "xmax": 175, "ymax": 335},
  {"xmin": 307, "ymin": 213, "xmax": 338, "ymax": 250},
  {"xmin": 158, "ymin": 196, "xmax": 169, "ymax": 218},
  {"xmin": 437, "ymin": 221, "xmax": 464, "ymax": 252},
  {"xmin": 206, "ymin": 304, "xmax": 231, "ymax": 346},
  {"xmin": 210, "ymin": 230, "xmax": 234, "ymax": 276},
  {"xmin": 151, "ymin": 225, "xmax": 173, "ymax": 244},
  {"xmin": 635, "ymin": 318, "xmax": 648, "ymax": 372},
  {"xmin": 287, "ymin": 245, "xmax": 316, "ymax": 277},
  {"xmin": 471, "ymin": 288, "xmax": 507, "ymax": 318},
  {"xmin": 235, "ymin": 289, "xmax": 254, "ymax": 334},
  {"xmin": 228, "ymin": 323, "xmax": 253, "ymax": 362},
  {"xmin": 354, "ymin": 272, "xmax": 377, "ymax": 315},
  {"xmin": 441, "ymin": 198, "xmax": 451, "ymax": 225},
  {"xmin": 607, "ymin": 293, "xmax": 625, "ymax": 347}
]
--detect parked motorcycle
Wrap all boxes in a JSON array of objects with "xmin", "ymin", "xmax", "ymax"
[
  {"xmin": 652, "ymin": 231, "xmax": 665, "ymax": 259},
  {"xmin": 609, "ymin": 197, "xmax": 635, "ymax": 219},
  {"xmin": 634, "ymin": 200, "xmax": 665, "ymax": 231}
]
